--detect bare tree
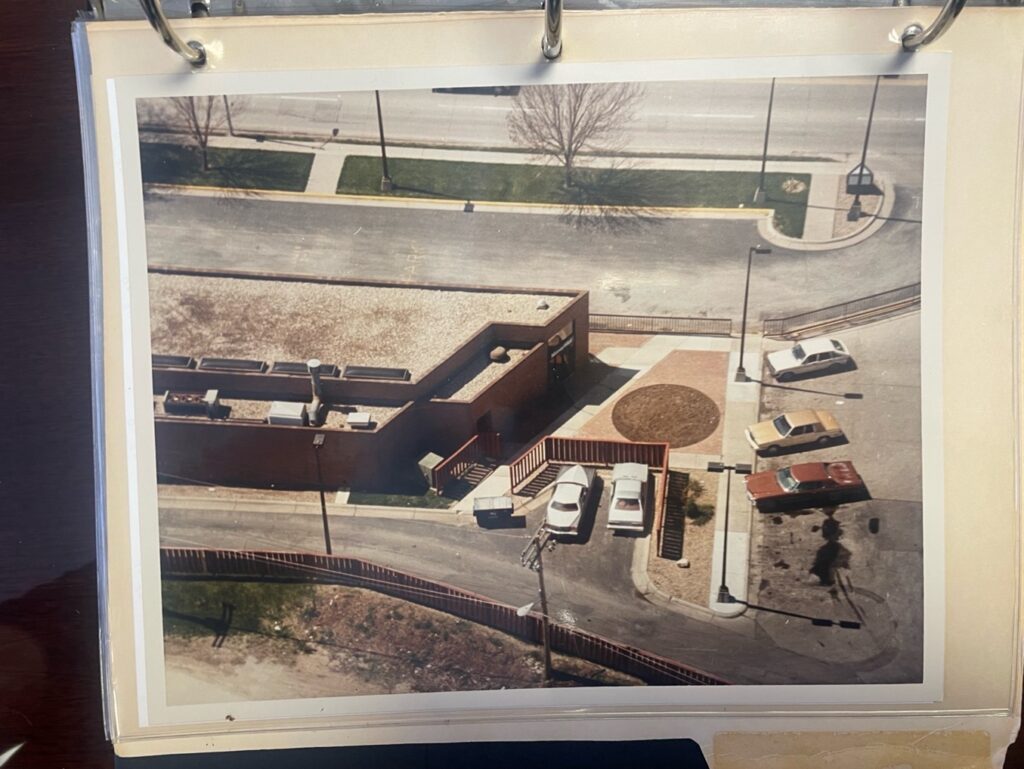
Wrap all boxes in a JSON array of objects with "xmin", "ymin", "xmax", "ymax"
[
  {"xmin": 507, "ymin": 82, "xmax": 644, "ymax": 189},
  {"xmin": 166, "ymin": 96, "xmax": 224, "ymax": 171}
]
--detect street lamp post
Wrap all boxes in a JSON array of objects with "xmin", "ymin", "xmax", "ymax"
[
  {"xmin": 707, "ymin": 461, "xmax": 752, "ymax": 604},
  {"xmin": 849, "ymin": 76, "xmax": 881, "ymax": 222},
  {"xmin": 312, "ymin": 433, "xmax": 332, "ymax": 555},
  {"xmin": 753, "ymin": 78, "xmax": 776, "ymax": 205},
  {"xmin": 374, "ymin": 90, "xmax": 393, "ymax": 193},
  {"xmin": 735, "ymin": 244, "xmax": 772, "ymax": 382}
]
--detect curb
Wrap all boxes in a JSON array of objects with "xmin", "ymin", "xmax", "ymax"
[
  {"xmin": 630, "ymin": 530, "xmax": 756, "ymax": 632},
  {"xmin": 158, "ymin": 494, "xmax": 466, "ymax": 525},
  {"xmin": 144, "ymin": 182, "xmax": 777, "ymax": 221},
  {"xmin": 757, "ymin": 178, "xmax": 895, "ymax": 252}
]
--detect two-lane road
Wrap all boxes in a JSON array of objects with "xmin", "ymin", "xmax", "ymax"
[{"xmin": 144, "ymin": 191, "xmax": 922, "ymax": 317}]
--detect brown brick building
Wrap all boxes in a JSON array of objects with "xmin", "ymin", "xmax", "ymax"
[{"xmin": 149, "ymin": 267, "xmax": 589, "ymax": 491}]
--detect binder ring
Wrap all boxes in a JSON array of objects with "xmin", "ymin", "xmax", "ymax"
[
  {"xmin": 542, "ymin": 0, "xmax": 563, "ymax": 60},
  {"xmin": 139, "ymin": 0, "xmax": 207, "ymax": 66},
  {"xmin": 900, "ymin": 0, "xmax": 967, "ymax": 51}
]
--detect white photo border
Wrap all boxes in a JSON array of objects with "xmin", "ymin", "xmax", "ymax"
[{"xmin": 105, "ymin": 52, "xmax": 948, "ymax": 731}]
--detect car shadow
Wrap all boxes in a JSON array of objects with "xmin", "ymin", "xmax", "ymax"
[
  {"xmin": 755, "ymin": 486, "xmax": 872, "ymax": 515},
  {"xmin": 753, "ymin": 376, "xmax": 864, "ymax": 400}
]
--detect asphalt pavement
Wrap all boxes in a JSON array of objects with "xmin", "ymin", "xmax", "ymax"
[
  {"xmin": 158, "ymin": 504, "xmax": 884, "ymax": 685},
  {"xmin": 143, "ymin": 188, "xmax": 922, "ymax": 318},
  {"xmin": 140, "ymin": 77, "xmax": 926, "ymax": 186}
]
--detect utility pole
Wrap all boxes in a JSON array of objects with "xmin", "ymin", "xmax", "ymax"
[
  {"xmin": 849, "ymin": 76, "xmax": 881, "ymax": 221},
  {"xmin": 707, "ymin": 461, "xmax": 752, "ymax": 604},
  {"xmin": 222, "ymin": 95, "xmax": 235, "ymax": 136},
  {"xmin": 374, "ymin": 90, "xmax": 393, "ymax": 192},
  {"xmin": 520, "ymin": 525, "xmax": 554, "ymax": 684},
  {"xmin": 735, "ymin": 244, "xmax": 772, "ymax": 382},
  {"xmin": 753, "ymin": 77, "xmax": 776, "ymax": 205}
]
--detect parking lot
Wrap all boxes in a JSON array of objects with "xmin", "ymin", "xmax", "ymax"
[{"xmin": 747, "ymin": 312, "xmax": 924, "ymax": 682}]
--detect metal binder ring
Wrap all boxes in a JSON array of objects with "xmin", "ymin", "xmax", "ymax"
[
  {"xmin": 139, "ymin": 0, "xmax": 207, "ymax": 66},
  {"xmin": 900, "ymin": 0, "xmax": 967, "ymax": 51},
  {"xmin": 542, "ymin": 0, "xmax": 563, "ymax": 60}
]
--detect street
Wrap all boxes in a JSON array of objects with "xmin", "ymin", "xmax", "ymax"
[
  {"xmin": 179, "ymin": 78, "xmax": 926, "ymax": 185},
  {"xmin": 143, "ymin": 190, "xmax": 922, "ymax": 317},
  {"xmin": 159, "ymin": 504, "xmax": 878, "ymax": 685}
]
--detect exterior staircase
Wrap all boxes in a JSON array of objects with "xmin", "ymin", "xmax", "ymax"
[{"xmin": 659, "ymin": 470, "xmax": 690, "ymax": 560}]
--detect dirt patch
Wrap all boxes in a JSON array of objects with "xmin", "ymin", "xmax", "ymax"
[
  {"xmin": 577, "ymin": 349, "xmax": 728, "ymax": 455},
  {"xmin": 163, "ymin": 582, "xmax": 642, "ymax": 703},
  {"xmin": 647, "ymin": 471, "xmax": 717, "ymax": 607},
  {"xmin": 612, "ymin": 385, "xmax": 720, "ymax": 448}
]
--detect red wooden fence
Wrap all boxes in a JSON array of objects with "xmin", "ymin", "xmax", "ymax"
[
  {"xmin": 160, "ymin": 547, "xmax": 727, "ymax": 686},
  {"xmin": 510, "ymin": 436, "xmax": 669, "ymax": 492},
  {"xmin": 431, "ymin": 432, "xmax": 502, "ymax": 494}
]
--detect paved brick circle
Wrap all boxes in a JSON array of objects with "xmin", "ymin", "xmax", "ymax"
[{"xmin": 611, "ymin": 384, "xmax": 720, "ymax": 448}]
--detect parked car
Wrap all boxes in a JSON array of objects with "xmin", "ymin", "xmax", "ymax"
[
  {"xmin": 545, "ymin": 464, "xmax": 596, "ymax": 535},
  {"xmin": 745, "ymin": 461, "xmax": 866, "ymax": 511},
  {"xmin": 766, "ymin": 337, "xmax": 851, "ymax": 381},
  {"xmin": 607, "ymin": 463, "xmax": 648, "ymax": 532},
  {"xmin": 745, "ymin": 410, "xmax": 844, "ymax": 454}
]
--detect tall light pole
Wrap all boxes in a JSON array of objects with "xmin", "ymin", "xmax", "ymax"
[
  {"xmin": 849, "ymin": 76, "xmax": 881, "ymax": 222},
  {"xmin": 753, "ymin": 78, "xmax": 776, "ymax": 205},
  {"xmin": 735, "ymin": 244, "xmax": 772, "ymax": 382},
  {"xmin": 374, "ymin": 90, "xmax": 393, "ymax": 193},
  {"xmin": 520, "ymin": 526, "xmax": 554, "ymax": 684},
  {"xmin": 222, "ymin": 95, "xmax": 235, "ymax": 136},
  {"xmin": 312, "ymin": 432, "xmax": 332, "ymax": 555},
  {"xmin": 707, "ymin": 461, "xmax": 752, "ymax": 604}
]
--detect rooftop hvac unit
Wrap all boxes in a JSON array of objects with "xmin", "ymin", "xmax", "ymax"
[{"xmin": 267, "ymin": 401, "xmax": 308, "ymax": 426}]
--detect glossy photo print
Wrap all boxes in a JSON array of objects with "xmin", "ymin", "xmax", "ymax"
[{"xmin": 133, "ymin": 68, "xmax": 933, "ymax": 708}]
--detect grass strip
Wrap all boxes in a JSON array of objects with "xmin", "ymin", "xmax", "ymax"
[
  {"xmin": 141, "ymin": 142, "xmax": 314, "ymax": 192},
  {"xmin": 339, "ymin": 156, "xmax": 809, "ymax": 237},
  {"xmin": 162, "ymin": 579, "xmax": 315, "ymax": 638}
]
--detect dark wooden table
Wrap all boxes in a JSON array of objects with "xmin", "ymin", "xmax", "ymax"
[{"xmin": 0, "ymin": 3, "xmax": 1020, "ymax": 767}]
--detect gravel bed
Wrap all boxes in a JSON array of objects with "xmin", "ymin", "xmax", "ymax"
[
  {"xmin": 149, "ymin": 272, "xmax": 571, "ymax": 379},
  {"xmin": 434, "ymin": 348, "xmax": 529, "ymax": 401}
]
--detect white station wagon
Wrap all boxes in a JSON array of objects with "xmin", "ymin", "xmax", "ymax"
[
  {"xmin": 766, "ymin": 337, "xmax": 852, "ymax": 382},
  {"xmin": 545, "ymin": 464, "xmax": 596, "ymax": 535}
]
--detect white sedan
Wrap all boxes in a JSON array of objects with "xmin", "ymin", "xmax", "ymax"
[
  {"xmin": 545, "ymin": 464, "xmax": 596, "ymax": 535},
  {"xmin": 766, "ymin": 337, "xmax": 852, "ymax": 382}
]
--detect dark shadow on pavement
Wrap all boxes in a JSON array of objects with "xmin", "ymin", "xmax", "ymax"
[{"xmin": 754, "ymin": 377, "xmax": 864, "ymax": 400}]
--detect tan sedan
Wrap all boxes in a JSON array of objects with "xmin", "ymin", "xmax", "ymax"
[{"xmin": 745, "ymin": 410, "xmax": 844, "ymax": 455}]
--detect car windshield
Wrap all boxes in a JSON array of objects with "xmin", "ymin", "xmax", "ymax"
[
  {"xmin": 772, "ymin": 414, "xmax": 792, "ymax": 434},
  {"xmin": 614, "ymin": 498, "xmax": 641, "ymax": 511},
  {"xmin": 831, "ymin": 340, "xmax": 844, "ymax": 351},
  {"xmin": 776, "ymin": 467, "xmax": 800, "ymax": 492},
  {"xmin": 791, "ymin": 344, "xmax": 806, "ymax": 361},
  {"xmin": 550, "ymin": 501, "xmax": 579, "ymax": 512}
]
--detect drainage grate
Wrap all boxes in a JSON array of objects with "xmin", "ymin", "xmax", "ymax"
[{"xmin": 342, "ymin": 365, "xmax": 411, "ymax": 382}]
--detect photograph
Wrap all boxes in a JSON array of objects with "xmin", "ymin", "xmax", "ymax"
[{"xmin": 135, "ymin": 72, "xmax": 929, "ymax": 704}]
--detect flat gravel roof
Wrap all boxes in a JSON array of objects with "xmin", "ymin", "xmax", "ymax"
[{"xmin": 149, "ymin": 272, "xmax": 573, "ymax": 379}]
